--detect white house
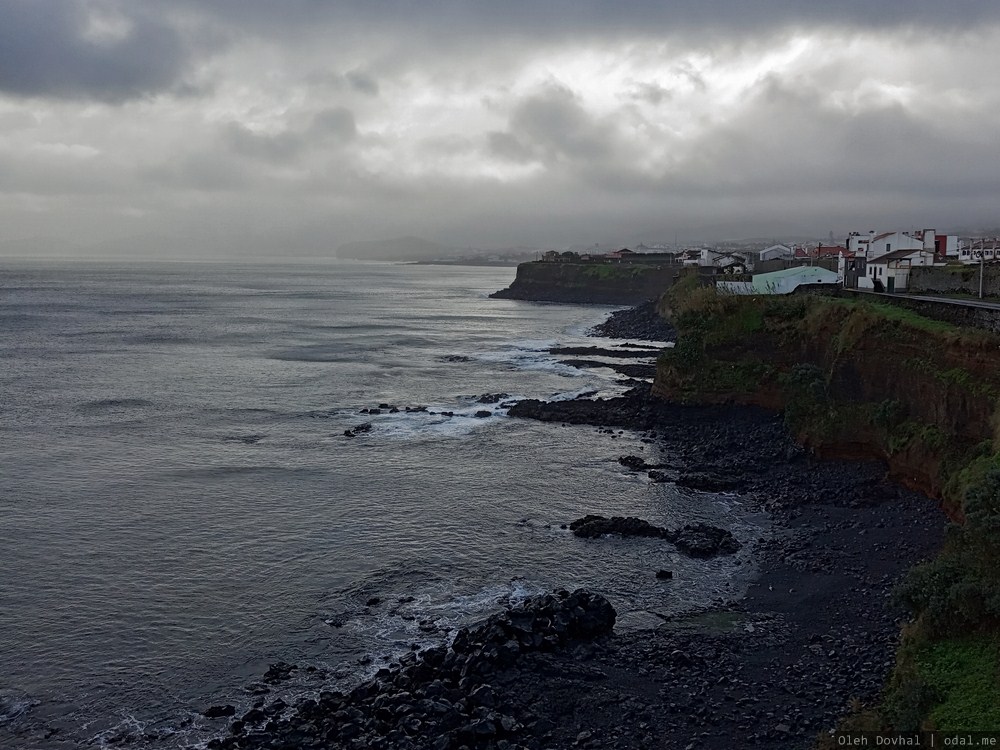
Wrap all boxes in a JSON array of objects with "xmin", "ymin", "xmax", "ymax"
[
  {"xmin": 760, "ymin": 244, "xmax": 794, "ymax": 261},
  {"xmin": 959, "ymin": 238, "xmax": 1000, "ymax": 264},
  {"xmin": 847, "ymin": 229, "xmax": 958, "ymax": 261},
  {"xmin": 700, "ymin": 248, "xmax": 749, "ymax": 273},
  {"xmin": 860, "ymin": 247, "xmax": 938, "ymax": 292}
]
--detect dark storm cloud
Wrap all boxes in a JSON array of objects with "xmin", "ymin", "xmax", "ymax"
[
  {"xmin": 159, "ymin": 0, "xmax": 1000, "ymax": 37},
  {"xmin": 344, "ymin": 70, "xmax": 379, "ymax": 97},
  {"xmin": 0, "ymin": 0, "xmax": 199, "ymax": 101},
  {"xmin": 4, "ymin": 1, "xmax": 997, "ymax": 102}
]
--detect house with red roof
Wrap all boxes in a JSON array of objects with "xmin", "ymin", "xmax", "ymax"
[{"xmin": 847, "ymin": 229, "xmax": 958, "ymax": 262}]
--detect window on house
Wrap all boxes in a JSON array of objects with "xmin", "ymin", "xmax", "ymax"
[{"xmin": 886, "ymin": 244, "xmax": 891, "ymax": 252}]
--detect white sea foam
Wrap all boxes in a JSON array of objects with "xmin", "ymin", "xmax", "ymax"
[
  {"xmin": 343, "ymin": 578, "xmax": 546, "ymax": 650},
  {"xmin": 477, "ymin": 339, "xmax": 586, "ymax": 377},
  {"xmin": 361, "ymin": 405, "xmax": 510, "ymax": 441}
]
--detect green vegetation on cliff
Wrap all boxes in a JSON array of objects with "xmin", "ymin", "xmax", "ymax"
[{"xmin": 656, "ymin": 277, "xmax": 1000, "ymax": 733}]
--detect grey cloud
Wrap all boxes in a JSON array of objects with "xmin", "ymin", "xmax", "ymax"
[
  {"xmin": 149, "ymin": 1, "xmax": 1000, "ymax": 42},
  {"xmin": 654, "ymin": 73, "xmax": 999, "ymax": 202},
  {"xmin": 138, "ymin": 151, "xmax": 251, "ymax": 191},
  {"xmin": 626, "ymin": 81, "xmax": 674, "ymax": 106},
  {"xmin": 0, "ymin": 0, "xmax": 198, "ymax": 101},
  {"xmin": 6, "ymin": 0, "xmax": 998, "ymax": 103},
  {"xmin": 310, "ymin": 107, "xmax": 358, "ymax": 142},
  {"xmin": 506, "ymin": 84, "xmax": 615, "ymax": 162},
  {"xmin": 223, "ymin": 123, "xmax": 305, "ymax": 162},
  {"xmin": 345, "ymin": 69, "xmax": 379, "ymax": 96},
  {"xmin": 487, "ymin": 131, "xmax": 537, "ymax": 163}
]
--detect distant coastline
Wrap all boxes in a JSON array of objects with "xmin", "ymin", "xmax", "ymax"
[{"xmin": 403, "ymin": 259, "xmax": 523, "ymax": 267}]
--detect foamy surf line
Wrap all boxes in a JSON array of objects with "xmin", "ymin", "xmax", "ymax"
[
  {"xmin": 476, "ymin": 338, "xmax": 587, "ymax": 377},
  {"xmin": 335, "ymin": 578, "xmax": 546, "ymax": 657},
  {"xmin": 342, "ymin": 382, "xmax": 634, "ymax": 441}
]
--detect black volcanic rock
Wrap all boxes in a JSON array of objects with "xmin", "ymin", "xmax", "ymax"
[
  {"xmin": 569, "ymin": 515, "xmax": 741, "ymax": 557},
  {"xmin": 207, "ymin": 590, "xmax": 616, "ymax": 750},
  {"xmin": 590, "ymin": 301, "xmax": 677, "ymax": 342},
  {"xmin": 672, "ymin": 523, "xmax": 741, "ymax": 558},
  {"xmin": 548, "ymin": 346, "xmax": 656, "ymax": 358},
  {"xmin": 570, "ymin": 515, "xmax": 669, "ymax": 540},
  {"xmin": 203, "ymin": 705, "xmax": 236, "ymax": 719}
]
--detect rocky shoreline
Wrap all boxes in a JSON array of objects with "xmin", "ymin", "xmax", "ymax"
[
  {"xmin": 502, "ymin": 391, "xmax": 944, "ymax": 748},
  {"xmin": 205, "ymin": 305, "xmax": 945, "ymax": 750}
]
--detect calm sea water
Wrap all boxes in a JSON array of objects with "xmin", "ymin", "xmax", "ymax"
[{"xmin": 0, "ymin": 260, "xmax": 767, "ymax": 749}]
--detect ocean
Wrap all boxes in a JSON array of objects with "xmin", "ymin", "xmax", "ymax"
[{"xmin": 0, "ymin": 260, "xmax": 767, "ymax": 749}]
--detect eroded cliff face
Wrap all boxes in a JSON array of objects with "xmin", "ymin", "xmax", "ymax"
[
  {"xmin": 653, "ymin": 291, "xmax": 1000, "ymax": 514},
  {"xmin": 490, "ymin": 261, "xmax": 679, "ymax": 304}
]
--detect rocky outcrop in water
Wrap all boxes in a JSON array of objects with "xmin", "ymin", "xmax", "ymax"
[{"xmin": 568, "ymin": 515, "xmax": 741, "ymax": 558}]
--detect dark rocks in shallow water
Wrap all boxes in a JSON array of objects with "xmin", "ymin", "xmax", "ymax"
[
  {"xmin": 676, "ymin": 472, "xmax": 743, "ymax": 492},
  {"xmin": 656, "ymin": 569, "xmax": 674, "ymax": 579},
  {"xmin": 208, "ymin": 589, "xmax": 615, "ymax": 750},
  {"xmin": 203, "ymin": 705, "xmax": 236, "ymax": 719},
  {"xmin": 570, "ymin": 515, "xmax": 668, "ymax": 540},
  {"xmin": 619, "ymin": 455, "xmax": 652, "ymax": 472},
  {"xmin": 672, "ymin": 523, "xmax": 741, "ymax": 558},
  {"xmin": 569, "ymin": 515, "xmax": 741, "ymax": 557},
  {"xmin": 549, "ymin": 345, "xmax": 656, "ymax": 358},
  {"xmin": 474, "ymin": 410, "xmax": 492, "ymax": 418},
  {"xmin": 476, "ymin": 393, "xmax": 510, "ymax": 404},
  {"xmin": 261, "ymin": 662, "xmax": 296, "ymax": 684},
  {"xmin": 366, "ymin": 596, "xmax": 382, "ymax": 607},
  {"xmin": 343, "ymin": 422, "xmax": 373, "ymax": 438}
]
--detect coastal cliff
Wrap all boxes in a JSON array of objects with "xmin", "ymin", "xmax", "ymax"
[
  {"xmin": 490, "ymin": 261, "xmax": 679, "ymax": 304},
  {"xmin": 654, "ymin": 277, "xmax": 1000, "ymax": 733},
  {"xmin": 654, "ymin": 282, "xmax": 1000, "ymax": 512}
]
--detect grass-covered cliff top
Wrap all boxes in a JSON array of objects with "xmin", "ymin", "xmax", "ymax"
[{"xmin": 656, "ymin": 277, "xmax": 1000, "ymax": 733}]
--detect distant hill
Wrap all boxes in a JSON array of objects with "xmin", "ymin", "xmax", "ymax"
[{"xmin": 336, "ymin": 236, "xmax": 457, "ymax": 261}]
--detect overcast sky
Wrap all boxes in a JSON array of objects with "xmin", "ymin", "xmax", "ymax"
[{"xmin": 2, "ymin": 1, "xmax": 1000, "ymax": 257}]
